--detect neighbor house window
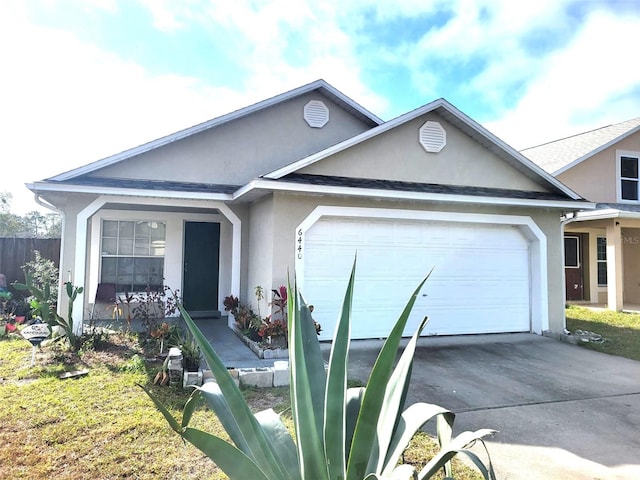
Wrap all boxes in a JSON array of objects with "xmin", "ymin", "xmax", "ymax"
[
  {"xmin": 620, "ymin": 152, "xmax": 640, "ymax": 201},
  {"xmin": 100, "ymin": 220, "xmax": 166, "ymax": 292},
  {"xmin": 597, "ymin": 237, "xmax": 607, "ymax": 286}
]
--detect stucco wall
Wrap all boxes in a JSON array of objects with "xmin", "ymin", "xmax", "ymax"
[
  {"xmin": 56, "ymin": 193, "xmax": 101, "ymax": 321},
  {"xmin": 558, "ymin": 131, "xmax": 640, "ymax": 203},
  {"xmin": 299, "ymin": 112, "xmax": 548, "ymax": 192},
  {"xmin": 91, "ymin": 92, "xmax": 373, "ymax": 185},
  {"xmin": 557, "ymin": 149, "xmax": 616, "ymax": 202},
  {"xmin": 246, "ymin": 196, "xmax": 275, "ymax": 311},
  {"xmin": 267, "ymin": 192, "xmax": 566, "ymax": 334},
  {"xmin": 622, "ymin": 227, "xmax": 640, "ymax": 304}
]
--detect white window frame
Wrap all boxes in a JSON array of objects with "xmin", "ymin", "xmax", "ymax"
[
  {"xmin": 617, "ymin": 150, "xmax": 640, "ymax": 203},
  {"xmin": 596, "ymin": 236, "xmax": 607, "ymax": 286},
  {"xmin": 100, "ymin": 219, "xmax": 166, "ymax": 293}
]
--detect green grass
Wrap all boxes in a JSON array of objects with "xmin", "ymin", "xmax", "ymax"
[
  {"xmin": 0, "ymin": 333, "xmax": 481, "ymax": 480},
  {"xmin": 565, "ymin": 305, "xmax": 640, "ymax": 361}
]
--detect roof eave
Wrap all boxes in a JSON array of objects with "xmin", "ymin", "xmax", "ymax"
[
  {"xmin": 235, "ymin": 178, "xmax": 593, "ymax": 210},
  {"xmin": 27, "ymin": 181, "xmax": 233, "ymax": 202},
  {"xmin": 574, "ymin": 208, "xmax": 640, "ymax": 221}
]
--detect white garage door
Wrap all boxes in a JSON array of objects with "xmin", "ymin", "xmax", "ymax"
[{"xmin": 302, "ymin": 217, "xmax": 531, "ymax": 340}]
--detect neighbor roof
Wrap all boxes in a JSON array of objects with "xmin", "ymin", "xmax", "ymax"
[
  {"xmin": 48, "ymin": 79, "xmax": 383, "ymax": 182},
  {"xmin": 521, "ymin": 116, "xmax": 640, "ymax": 176}
]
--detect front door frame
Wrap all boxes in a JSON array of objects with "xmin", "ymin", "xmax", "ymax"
[
  {"xmin": 564, "ymin": 235, "xmax": 584, "ymax": 301},
  {"xmin": 183, "ymin": 221, "xmax": 221, "ymax": 317}
]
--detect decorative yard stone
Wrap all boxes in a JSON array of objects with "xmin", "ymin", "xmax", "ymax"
[
  {"xmin": 272, "ymin": 361, "xmax": 289, "ymax": 387},
  {"xmin": 183, "ymin": 369, "xmax": 203, "ymax": 389},
  {"xmin": 239, "ymin": 367, "xmax": 273, "ymax": 388}
]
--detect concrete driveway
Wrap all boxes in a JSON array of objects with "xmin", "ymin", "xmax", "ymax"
[{"xmin": 340, "ymin": 333, "xmax": 640, "ymax": 480}]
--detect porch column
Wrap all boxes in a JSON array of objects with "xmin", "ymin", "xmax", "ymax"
[{"xmin": 606, "ymin": 221, "xmax": 623, "ymax": 311}]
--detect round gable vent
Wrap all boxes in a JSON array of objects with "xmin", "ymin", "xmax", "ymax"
[
  {"xmin": 304, "ymin": 100, "xmax": 329, "ymax": 128},
  {"xmin": 419, "ymin": 121, "xmax": 446, "ymax": 153}
]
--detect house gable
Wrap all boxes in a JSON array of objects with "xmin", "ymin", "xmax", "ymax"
[
  {"xmin": 528, "ymin": 122, "xmax": 640, "ymax": 204},
  {"xmin": 73, "ymin": 91, "xmax": 375, "ymax": 186},
  {"xmin": 297, "ymin": 111, "xmax": 549, "ymax": 192}
]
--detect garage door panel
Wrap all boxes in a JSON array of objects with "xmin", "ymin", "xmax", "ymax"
[{"xmin": 304, "ymin": 217, "xmax": 531, "ymax": 340}]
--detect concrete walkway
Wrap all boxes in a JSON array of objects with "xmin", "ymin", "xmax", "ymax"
[{"xmin": 191, "ymin": 317, "xmax": 278, "ymax": 369}]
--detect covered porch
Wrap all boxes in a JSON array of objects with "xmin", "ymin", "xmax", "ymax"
[{"xmin": 564, "ymin": 205, "xmax": 640, "ymax": 311}]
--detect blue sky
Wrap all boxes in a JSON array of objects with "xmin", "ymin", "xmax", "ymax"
[{"xmin": 1, "ymin": 0, "xmax": 639, "ymax": 213}]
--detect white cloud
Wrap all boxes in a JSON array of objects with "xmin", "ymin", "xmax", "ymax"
[
  {"xmin": 1, "ymin": 0, "xmax": 638, "ymax": 215},
  {"xmin": 486, "ymin": 9, "xmax": 640, "ymax": 149},
  {"xmin": 137, "ymin": 0, "xmax": 390, "ymax": 115},
  {"xmin": 0, "ymin": 3, "xmax": 248, "ymax": 213}
]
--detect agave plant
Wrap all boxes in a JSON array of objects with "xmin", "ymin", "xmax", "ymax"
[{"xmin": 141, "ymin": 263, "xmax": 496, "ymax": 479}]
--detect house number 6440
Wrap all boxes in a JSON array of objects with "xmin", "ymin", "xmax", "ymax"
[{"xmin": 297, "ymin": 229, "xmax": 303, "ymax": 259}]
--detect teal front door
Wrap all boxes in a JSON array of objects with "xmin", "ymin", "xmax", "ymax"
[{"xmin": 183, "ymin": 222, "xmax": 220, "ymax": 316}]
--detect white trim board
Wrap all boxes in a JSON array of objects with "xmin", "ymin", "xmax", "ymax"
[{"xmin": 71, "ymin": 196, "xmax": 242, "ymax": 333}]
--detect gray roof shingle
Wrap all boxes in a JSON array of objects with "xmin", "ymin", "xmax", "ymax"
[
  {"xmin": 57, "ymin": 176, "xmax": 240, "ymax": 194},
  {"xmin": 282, "ymin": 173, "xmax": 579, "ymax": 201},
  {"xmin": 521, "ymin": 117, "xmax": 640, "ymax": 175}
]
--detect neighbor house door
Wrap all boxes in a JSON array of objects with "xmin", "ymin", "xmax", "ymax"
[
  {"xmin": 183, "ymin": 222, "xmax": 220, "ymax": 316},
  {"xmin": 564, "ymin": 235, "xmax": 584, "ymax": 301}
]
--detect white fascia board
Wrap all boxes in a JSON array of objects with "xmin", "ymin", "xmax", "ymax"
[
  {"xmin": 27, "ymin": 181, "xmax": 233, "ymax": 202},
  {"xmin": 235, "ymin": 179, "xmax": 594, "ymax": 210},
  {"xmin": 574, "ymin": 208, "xmax": 640, "ymax": 221},
  {"xmin": 51, "ymin": 80, "xmax": 382, "ymax": 182},
  {"xmin": 552, "ymin": 124, "xmax": 640, "ymax": 176}
]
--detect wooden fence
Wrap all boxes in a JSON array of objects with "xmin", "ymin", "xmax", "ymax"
[{"xmin": 0, "ymin": 238, "xmax": 61, "ymax": 294}]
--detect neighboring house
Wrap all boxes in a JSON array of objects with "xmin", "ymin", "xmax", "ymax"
[
  {"xmin": 522, "ymin": 116, "xmax": 640, "ymax": 311},
  {"xmin": 28, "ymin": 80, "xmax": 589, "ymax": 339}
]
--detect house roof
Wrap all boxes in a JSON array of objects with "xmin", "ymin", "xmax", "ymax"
[
  {"xmin": 48, "ymin": 79, "xmax": 383, "ymax": 182},
  {"xmin": 264, "ymin": 97, "xmax": 581, "ymax": 200},
  {"xmin": 281, "ymin": 173, "xmax": 573, "ymax": 201},
  {"xmin": 521, "ymin": 116, "xmax": 640, "ymax": 176},
  {"xmin": 30, "ymin": 81, "xmax": 588, "ymax": 207}
]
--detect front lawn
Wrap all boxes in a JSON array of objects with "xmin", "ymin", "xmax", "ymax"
[
  {"xmin": 0, "ymin": 332, "xmax": 481, "ymax": 479},
  {"xmin": 565, "ymin": 305, "xmax": 640, "ymax": 361}
]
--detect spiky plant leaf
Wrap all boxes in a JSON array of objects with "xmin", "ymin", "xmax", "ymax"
[
  {"xmin": 181, "ymin": 428, "xmax": 271, "ymax": 480},
  {"xmin": 181, "ymin": 388, "xmax": 202, "ymax": 429},
  {"xmin": 138, "ymin": 384, "xmax": 182, "ymax": 434},
  {"xmin": 324, "ymin": 259, "xmax": 356, "ymax": 479},
  {"xmin": 371, "ymin": 315, "xmax": 429, "ymax": 474},
  {"xmin": 288, "ymin": 280, "xmax": 329, "ymax": 479},
  {"xmin": 178, "ymin": 305, "xmax": 294, "ymax": 480},
  {"xmin": 381, "ymin": 403, "xmax": 453, "ymax": 477},
  {"xmin": 347, "ymin": 272, "xmax": 432, "ymax": 480},
  {"xmin": 255, "ymin": 409, "xmax": 301, "ymax": 474},
  {"xmin": 418, "ymin": 429, "xmax": 496, "ymax": 479}
]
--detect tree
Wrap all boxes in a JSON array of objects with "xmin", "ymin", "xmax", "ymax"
[{"xmin": 0, "ymin": 191, "xmax": 61, "ymax": 238}]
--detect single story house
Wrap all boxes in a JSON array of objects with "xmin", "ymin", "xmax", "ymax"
[
  {"xmin": 522, "ymin": 116, "xmax": 640, "ymax": 311},
  {"xmin": 28, "ymin": 80, "xmax": 590, "ymax": 339}
]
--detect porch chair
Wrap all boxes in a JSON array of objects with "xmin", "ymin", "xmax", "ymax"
[{"xmin": 89, "ymin": 283, "xmax": 120, "ymax": 321}]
